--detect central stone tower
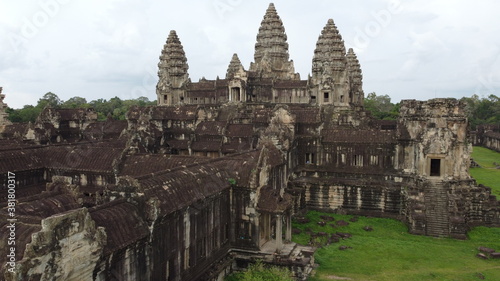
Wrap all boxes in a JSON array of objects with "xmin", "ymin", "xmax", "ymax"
[{"xmin": 249, "ymin": 3, "xmax": 298, "ymax": 80}]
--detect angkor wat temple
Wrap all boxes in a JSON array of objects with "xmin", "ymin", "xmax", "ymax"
[{"xmin": 1, "ymin": 3, "xmax": 499, "ymax": 281}]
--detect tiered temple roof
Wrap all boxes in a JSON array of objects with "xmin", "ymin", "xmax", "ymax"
[
  {"xmin": 312, "ymin": 19, "xmax": 347, "ymax": 78},
  {"xmin": 226, "ymin": 53, "xmax": 245, "ymax": 79},
  {"xmin": 249, "ymin": 3, "xmax": 296, "ymax": 79},
  {"xmin": 253, "ymin": 3, "xmax": 289, "ymax": 65},
  {"xmin": 157, "ymin": 30, "xmax": 189, "ymax": 93}
]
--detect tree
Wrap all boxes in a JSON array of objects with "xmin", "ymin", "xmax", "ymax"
[
  {"xmin": 62, "ymin": 96, "xmax": 88, "ymax": 108},
  {"xmin": 37, "ymin": 92, "xmax": 61, "ymax": 109},
  {"xmin": 460, "ymin": 94, "xmax": 500, "ymax": 129},
  {"xmin": 7, "ymin": 105, "xmax": 40, "ymax": 123},
  {"xmin": 364, "ymin": 92, "xmax": 399, "ymax": 120}
]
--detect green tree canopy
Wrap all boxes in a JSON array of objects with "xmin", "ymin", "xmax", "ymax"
[
  {"xmin": 7, "ymin": 93, "xmax": 156, "ymax": 123},
  {"xmin": 37, "ymin": 92, "xmax": 61, "ymax": 109},
  {"xmin": 364, "ymin": 92, "xmax": 399, "ymax": 120},
  {"xmin": 61, "ymin": 96, "xmax": 88, "ymax": 108},
  {"xmin": 460, "ymin": 94, "xmax": 500, "ymax": 129}
]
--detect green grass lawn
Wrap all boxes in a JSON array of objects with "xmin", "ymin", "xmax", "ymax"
[
  {"xmin": 470, "ymin": 146, "xmax": 500, "ymax": 197},
  {"xmin": 292, "ymin": 211, "xmax": 500, "ymax": 281}
]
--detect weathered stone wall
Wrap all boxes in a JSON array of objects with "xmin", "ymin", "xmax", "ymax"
[
  {"xmin": 397, "ymin": 99, "xmax": 471, "ymax": 180},
  {"xmin": 483, "ymin": 132, "xmax": 500, "ymax": 152},
  {"xmin": 472, "ymin": 125, "xmax": 500, "ymax": 152},
  {"xmin": 290, "ymin": 172, "xmax": 407, "ymax": 219},
  {"xmin": 6, "ymin": 208, "xmax": 106, "ymax": 281},
  {"xmin": 405, "ymin": 178, "xmax": 500, "ymax": 239},
  {"xmin": 148, "ymin": 191, "xmax": 232, "ymax": 281}
]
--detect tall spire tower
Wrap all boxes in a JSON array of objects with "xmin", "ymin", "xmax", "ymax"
[
  {"xmin": 347, "ymin": 48, "xmax": 364, "ymax": 106},
  {"xmin": 0, "ymin": 87, "xmax": 12, "ymax": 126},
  {"xmin": 311, "ymin": 19, "xmax": 349, "ymax": 105},
  {"xmin": 249, "ymin": 3, "xmax": 298, "ymax": 80},
  {"xmin": 312, "ymin": 19, "xmax": 347, "ymax": 79},
  {"xmin": 156, "ymin": 30, "xmax": 189, "ymax": 105}
]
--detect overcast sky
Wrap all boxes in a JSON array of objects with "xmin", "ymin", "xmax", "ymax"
[{"xmin": 1, "ymin": 0, "xmax": 499, "ymax": 109}]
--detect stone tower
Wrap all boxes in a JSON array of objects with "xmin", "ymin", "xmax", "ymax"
[
  {"xmin": 249, "ymin": 3, "xmax": 298, "ymax": 80},
  {"xmin": 398, "ymin": 99, "xmax": 472, "ymax": 238},
  {"xmin": 156, "ymin": 30, "xmax": 189, "ymax": 106},
  {"xmin": 226, "ymin": 53, "xmax": 245, "ymax": 79},
  {"xmin": 397, "ymin": 99, "xmax": 471, "ymax": 180},
  {"xmin": 0, "ymin": 87, "xmax": 12, "ymax": 127},
  {"xmin": 346, "ymin": 48, "xmax": 364, "ymax": 106},
  {"xmin": 311, "ymin": 19, "xmax": 350, "ymax": 106},
  {"xmin": 226, "ymin": 53, "xmax": 247, "ymax": 102}
]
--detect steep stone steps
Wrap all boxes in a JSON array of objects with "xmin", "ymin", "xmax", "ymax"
[{"xmin": 425, "ymin": 181, "xmax": 449, "ymax": 237}]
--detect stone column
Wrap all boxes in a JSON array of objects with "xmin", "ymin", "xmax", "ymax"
[
  {"xmin": 285, "ymin": 213, "xmax": 292, "ymax": 242},
  {"xmin": 275, "ymin": 214, "xmax": 283, "ymax": 252}
]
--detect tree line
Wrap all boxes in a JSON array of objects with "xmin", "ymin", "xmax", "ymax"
[
  {"xmin": 364, "ymin": 92, "xmax": 499, "ymax": 130},
  {"xmin": 6, "ymin": 92, "xmax": 500, "ymax": 130},
  {"xmin": 460, "ymin": 94, "xmax": 500, "ymax": 129},
  {"xmin": 7, "ymin": 92, "xmax": 156, "ymax": 123}
]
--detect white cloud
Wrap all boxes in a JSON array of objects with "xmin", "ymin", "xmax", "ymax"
[{"xmin": 1, "ymin": 0, "xmax": 499, "ymax": 109}]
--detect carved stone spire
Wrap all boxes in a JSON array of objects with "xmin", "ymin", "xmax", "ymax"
[
  {"xmin": 0, "ymin": 87, "xmax": 12, "ymax": 126},
  {"xmin": 347, "ymin": 48, "xmax": 364, "ymax": 105},
  {"xmin": 156, "ymin": 30, "xmax": 189, "ymax": 105},
  {"xmin": 249, "ymin": 3, "xmax": 297, "ymax": 80},
  {"xmin": 254, "ymin": 3, "xmax": 288, "ymax": 64},
  {"xmin": 312, "ymin": 19, "xmax": 347, "ymax": 79},
  {"xmin": 226, "ymin": 53, "xmax": 245, "ymax": 79}
]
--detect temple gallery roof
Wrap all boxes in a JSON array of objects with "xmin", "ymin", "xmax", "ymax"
[
  {"xmin": 89, "ymin": 200, "xmax": 149, "ymax": 255},
  {"xmin": 119, "ymin": 150, "xmax": 260, "ymax": 217}
]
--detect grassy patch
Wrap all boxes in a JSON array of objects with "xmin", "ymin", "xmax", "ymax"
[
  {"xmin": 471, "ymin": 146, "xmax": 500, "ymax": 168},
  {"xmin": 225, "ymin": 261, "xmax": 293, "ymax": 281},
  {"xmin": 292, "ymin": 211, "xmax": 500, "ymax": 281},
  {"xmin": 470, "ymin": 146, "xmax": 500, "ymax": 198}
]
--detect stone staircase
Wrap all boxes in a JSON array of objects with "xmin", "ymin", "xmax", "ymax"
[{"xmin": 424, "ymin": 180, "xmax": 449, "ymax": 237}]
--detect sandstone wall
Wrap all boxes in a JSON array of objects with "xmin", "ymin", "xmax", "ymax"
[
  {"xmin": 290, "ymin": 173, "xmax": 408, "ymax": 219},
  {"xmin": 6, "ymin": 208, "xmax": 106, "ymax": 281}
]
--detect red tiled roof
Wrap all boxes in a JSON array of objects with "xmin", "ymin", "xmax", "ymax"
[
  {"xmin": 257, "ymin": 185, "xmax": 292, "ymax": 213},
  {"xmin": 134, "ymin": 150, "xmax": 260, "ymax": 216},
  {"xmin": 120, "ymin": 154, "xmax": 206, "ymax": 177},
  {"xmin": 221, "ymin": 142, "xmax": 251, "ymax": 153},
  {"xmin": 165, "ymin": 139, "xmax": 190, "ymax": 149},
  {"xmin": 39, "ymin": 145, "xmax": 123, "ymax": 173},
  {"xmin": 90, "ymin": 201, "xmax": 149, "ymax": 255},
  {"xmin": 191, "ymin": 140, "xmax": 221, "ymax": 152},
  {"xmin": 226, "ymin": 124, "xmax": 254, "ymax": 137},
  {"xmin": 0, "ymin": 149, "xmax": 44, "ymax": 173}
]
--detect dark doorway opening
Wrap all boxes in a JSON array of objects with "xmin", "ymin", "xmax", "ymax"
[
  {"xmin": 324, "ymin": 92, "xmax": 329, "ymax": 103},
  {"xmin": 305, "ymin": 153, "xmax": 315, "ymax": 164},
  {"xmin": 430, "ymin": 159, "xmax": 441, "ymax": 176},
  {"xmin": 231, "ymin": 87, "xmax": 241, "ymax": 101}
]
